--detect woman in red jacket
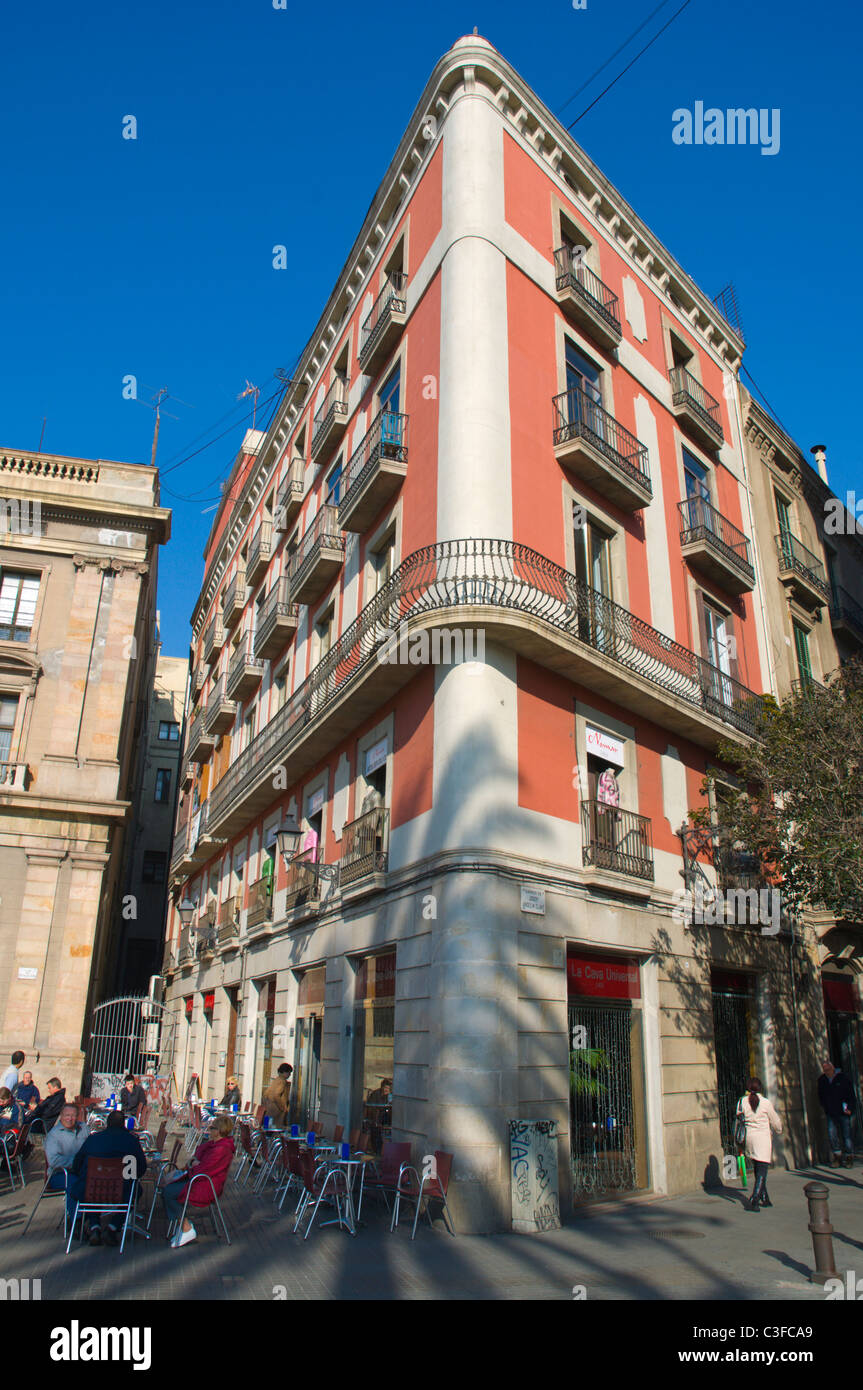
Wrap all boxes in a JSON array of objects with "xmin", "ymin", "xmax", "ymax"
[{"xmin": 162, "ymin": 1114, "xmax": 235, "ymax": 1248}]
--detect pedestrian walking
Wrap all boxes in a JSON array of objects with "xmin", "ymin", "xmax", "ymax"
[
  {"xmin": 263, "ymin": 1063, "xmax": 292, "ymax": 1125},
  {"xmin": 817, "ymin": 1058, "xmax": 856, "ymax": 1168},
  {"xmin": 736, "ymin": 1076, "xmax": 782, "ymax": 1213}
]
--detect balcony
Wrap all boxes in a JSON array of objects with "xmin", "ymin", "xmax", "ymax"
[
  {"xmin": 178, "ymin": 927, "xmax": 194, "ymax": 966},
  {"xmin": 0, "ymin": 762, "xmax": 30, "ymax": 790},
  {"xmin": 340, "ymin": 807, "xmax": 390, "ymax": 889},
  {"xmin": 829, "ymin": 585, "xmax": 863, "ymax": 646},
  {"xmin": 196, "ymin": 924, "xmax": 216, "ymax": 959},
  {"xmin": 340, "ymin": 409, "xmax": 408, "ymax": 533},
  {"xmin": 246, "ymin": 875, "xmax": 274, "ymax": 933},
  {"xmin": 552, "ymin": 387, "xmax": 652, "ymax": 511},
  {"xmin": 775, "ymin": 533, "xmax": 830, "ymax": 609},
  {"xmin": 254, "ymin": 576, "xmax": 299, "ymax": 659},
  {"xmin": 359, "ymin": 273, "xmax": 407, "ymax": 374},
  {"xmin": 217, "ymin": 896, "xmax": 239, "ymax": 948},
  {"xmin": 189, "ymin": 801, "xmax": 222, "ymax": 868},
  {"xmin": 678, "ymin": 496, "xmax": 755, "ymax": 595},
  {"xmin": 170, "ymin": 817, "xmax": 194, "ymax": 879},
  {"xmin": 669, "ymin": 365, "xmax": 724, "ymax": 450},
  {"xmin": 192, "ymin": 667, "xmax": 205, "ymax": 695},
  {"xmin": 226, "ymin": 634, "xmax": 265, "ymax": 702},
  {"xmin": 581, "ymin": 801, "xmax": 654, "ymax": 882},
  {"xmin": 207, "ymin": 540, "xmax": 764, "ymax": 841},
  {"xmin": 180, "ymin": 760, "xmax": 193, "ymax": 791},
  {"xmin": 288, "ymin": 505, "xmax": 345, "ymax": 607},
  {"xmin": 284, "ymin": 847, "xmax": 321, "ymax": 913},
  {"xmin": 222, "ymin": 568, "xmax": 247, "ymax": 630},
  {"xmin": 276, "ymin": 460, "xmax": 305, "ymax": 533},
  {"xmin": 186, "ymin": 710, "xmax": 215, "ymax": 765},
  {"xmin": 203, "ymin": 616, "xmax": 226, "ymax": 666},
  {"xmin": 247, "ymin": 521, "xmax": 273, "ymax": 588},
  {"xmin": 311, "ymin": 376, "xmax": 350, "ymax": 463},
  {"xmin": 204, "ymin": 676, "xmax": 237, "ymax": 737},
  {"xmin": 553, "ymin": 247, "xmax": 622, "ymax": 351}
]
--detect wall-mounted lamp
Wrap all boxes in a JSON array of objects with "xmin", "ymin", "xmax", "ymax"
[
  {"xmin": 276, "ymin": 817, "xmax": 303, "ymax": 863},
  {"xmin": 178, "ymin": 897, "xmax": 197, "ymax": 927}
]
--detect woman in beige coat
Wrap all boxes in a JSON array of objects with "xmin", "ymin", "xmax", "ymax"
[{"xmin": 737, "ymin": 1076, "xmax": 782, "ymax": 1212}]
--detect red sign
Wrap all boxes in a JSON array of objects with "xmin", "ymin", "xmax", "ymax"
[
  {"xmin": 823, "ymin": 977, "xmax": 857, "ymax": 1013},
  {"xmin": 203, "ymin": 992, "xmax": 215, "ymax": 1013},
  {"xmin": 567, "ymin": 952, "xmax": 640, "ymax": 1000},
  {"xmin": 185, "ymin": 997, "xmax": 193, "ymax": 1016}
]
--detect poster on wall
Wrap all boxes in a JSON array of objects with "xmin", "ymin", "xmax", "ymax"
[{"xmin": 509, "ymin": 1118, "xmax": 561, "ymax": 1233}]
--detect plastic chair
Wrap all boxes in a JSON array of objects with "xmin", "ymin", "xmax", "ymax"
[
  {"xmin": 167, "ymin": 1172, "xmax": 232, "ymax": 1246},
  {"xmin": 66, "ymin": 1156, "xmax": 136, "ymax": 1253},
  {"xmin": 20, "ymin": 1153, "xmax": 67, "ymax": 1237},
  {"xmin": 390, "ymin": 1150, "xmax": 456, "ymax": 1238}
]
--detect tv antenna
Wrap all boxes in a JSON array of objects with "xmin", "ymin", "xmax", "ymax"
[
  {"xmin": 134, "ymin": 385, "xmax": 193, "ymax": 468},
  {"xmin": 238, "ymin": 380, "xmax": 261, "ymax": 429}
]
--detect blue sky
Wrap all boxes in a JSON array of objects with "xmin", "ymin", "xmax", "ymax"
[{"xmin": 1, "ymin": 0, "xmax": 859, "ymax": 655}]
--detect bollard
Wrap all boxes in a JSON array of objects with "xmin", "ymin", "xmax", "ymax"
[{"xmin": 803, "ymin": 1182, "xmax": 839, "ymax": 1284}]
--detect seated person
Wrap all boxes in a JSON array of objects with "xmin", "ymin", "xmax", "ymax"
[
  {"xmin": 15, "ymin": 1071, "xmax": 40, "ymax": 1109},
  {"xmin": 0, "ymin": 1086, "xmax": 22, "ymax": 1135},
  {"xmin": 26, "ymin": 1077, "xmax": 66, "ymax": 1134},
  {"xmin": 43, "ymin": 1103, "xmax": 89, "ymax": 1187},
  {"xmin": 219, "ymin": 1076, "xmax": 241, "ymax": 1109},
  {"xmin": 161, "ymin": 1114, "xmax": 235, "ymax": 1248},
  {"xmin": 67, "ymin": 1111, "xmax": 147, "ymax": 1246},
  {"xmin": 120, "ymin": 1074, "xmax": 148, "ymax": 1116}
]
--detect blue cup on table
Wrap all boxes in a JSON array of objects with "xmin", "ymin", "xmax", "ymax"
[
  {"xmin": 341, "ymin": 1142, "xmax": 350, "ymax": 1160},
  {"xmin": 126, "ymin": 1117, "xmax": 134, "ymax": 1131},
  {"xmin": 307, "ymin": 1131, "xmax": 315, "ymax": 1147},
  {"xmin": 290, "ymin": 1124, "xmax": 299, "ymax": 1138},
  {"xmin": 109, "ymin": 1094, "xmax": 115, "ymax": 1107},
  {"xmin": 232, "ymin": 1103, "xmax": 238, "ymax": 1113},
  {"xmin": 262, "ymin": 1114, "xmax": 270, "ymax": 1129}
]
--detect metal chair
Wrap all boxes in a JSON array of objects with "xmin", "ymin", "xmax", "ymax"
[
  {"xmin": 362, "ymin": 1141, "xmax": 411, "ymax": 1215},
  {"xmin": 146, "ymin": 1138, "xmax": 183, "ymax": 1229},
  {"xmin": 293, "ymin": 1150, "xmax": 353, "ymax": 1239},
  {"xmin": 1, "ymin": 1124, "xmax": 31, "ymax": 1191},
  {"xmin": 21, "ymin": 1153, "xmax": 67, "ymax": 1237},
  {"xmin": 274, "ymin": 1140, "xmax": 302, "ymax": 1211},
  {"xmin": 65, "ymin": 1156, "xmax": 137, "ymax": 1253},
  {"xmin": 390, "ymin": 1150, "xmax": 456, "ymax": 1238},
  {"xmin": 167, "ymin": 1172, "xmax": 231, "ymax": 1246}
]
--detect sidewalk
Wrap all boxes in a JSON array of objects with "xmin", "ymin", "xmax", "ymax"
[{"xmin": 1, "ymin": 1152, "xmax": 859, "ymax": 1301}]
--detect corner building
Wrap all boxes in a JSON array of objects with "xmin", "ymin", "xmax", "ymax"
[{"xmin": 163, "ymin": 37, "xmax": 820, "ymax": 1230}]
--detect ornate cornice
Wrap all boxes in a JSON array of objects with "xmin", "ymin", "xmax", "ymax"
[{"xmin": 72, "ymin": 555, "xmax": 149, "ymax": 575}]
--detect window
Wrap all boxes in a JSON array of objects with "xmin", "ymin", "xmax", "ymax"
[
  {"xmin": 0, "ymin": 572, "xmax": 39, "ymax": 642},
  {"xmin": 315, "ymin": 605, "xmax": 335, "ymax": 661},
  {"xmin": 158, "ymin": 721, "xmax": 180, "ymax": 742},
  {"xmin": 154, "ymin": 768, "xmax": 172, "ymax": 803},
  {"xmin": 142, "ymin": 851, "xmax": 167, "ymax": 884},
  {"xmin": 243, "ymin": 711, "xmax": 254, "ymax": 751},
  {"xmin": 793, "ymin": 622, "xmax": 813, "ymax": 685},
  {"xmin": 775, "ymin": 490, "xmax": 793, "ymax": 538},
  {"xmin": 326, "ymin": 458, "xmax": 343, "ymax": 507},
  {"xmin": 0, "ymin": 696, "xmax": 18, "ymax": 764},
  {"xmin": 272, "ymin": 671, "xmax": 287, "ymax": 715},
  {"xmin": 703, "ymin": 602, "xmax": 734, "ymax": 705},
  {"xmin": 565, "ymin": 341, "xmax": 601, "ymax": 404},
  {"xmin": 683, "ymin": 448, "xmax": 710, "ymax": 504},
  {"xmin": 379, "ymin": 363, "xmax": 401, "ymax": 416},
  {"xmin": 372, "ymin": 532, "xmax": 396, "ymax": 593},
  {"xmin": 574, "ymin": 511, "xmax": 612, "ymax": 598}
]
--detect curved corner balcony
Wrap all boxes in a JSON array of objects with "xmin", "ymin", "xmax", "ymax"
[
  {"xmin": 669, "ymin": 366, "xmax": 724, "ymax": 450},
  {"xmin": 207, "ymin": 540, "xmax": 764, "ymax": 839},
  {"xmin": 775, "ymin": 533, "xmax": 830, "ymax": 610},
  {"xmin": 552, "ymin": 387, "xmax": 652, "ymax": 511},
  {"xmin": 359, "ymin": 273, "xmax": 407, "ymax": 374},
  {"xmin": 678, "ymin": 496, "xmax": 755, "ymax": 595},
  {"xmin": 288, "ymin": 505, "xmax": 345, "ymax": 607},
  {"xmin": 311, "ymin": 377, "xmax": 350, "ymax": 464},
  {"xmin": 339, "ymin": 409, "xmax": 408, "ymax": 533},
  {"xmin": 553, "ymin": 247, "xmax": 621, "ymax": 351}
]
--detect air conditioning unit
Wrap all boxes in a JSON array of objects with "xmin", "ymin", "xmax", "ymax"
[{"xmin": 273, "ymin": 506, "xmax": 288, "ymax": 535}]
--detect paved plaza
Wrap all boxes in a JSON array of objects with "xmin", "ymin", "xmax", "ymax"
[{"xmin": 1, "ymin": 1128, "xmax": 860, "ymax": 1301}]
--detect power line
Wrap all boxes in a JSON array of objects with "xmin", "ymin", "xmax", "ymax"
[
  {"xmin": 160, "ymin": 381, "xmax": 287, "ymax": 504},
  {"xmin": 557, "ymin": 0, "xmax": 676, "ymax": 118},
  {"xmin": 740, "ymin": 364, "xmax": 787, "ymax": 434},
  {"xmin": 566, "ymin": 0, "xmax": 695, "ymax": 129}
]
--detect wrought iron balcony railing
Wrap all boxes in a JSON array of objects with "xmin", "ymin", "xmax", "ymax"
[
  {"xmin": 247, "ymin": 875, "xmax": 274, "ymax": 929},
  {"xmin": 553, "ymin": 246, "xmax": 621, "ymax": 341},
  {"xmin": 288, "ymin": 504, "xmax": 345, "ymax": 600},
  {"xmin": 254, "ymin": 575, "xmax": 299, "ymax": 659},
  {"xmin": 669, "ymin": 365, "xmax": 724, "ymax": 443},
  {"xmin": 790, "ymin": 675, "xmax": 826, "ymax": 697},
  {"xmin": 581, "ymin": 801, "xmax": 654, "ymax": 881},
  {"xmin": 552, "ymin": 386, "xmax": 651, "ymax": 495},
  {"xmin": 276, "ymin": 459, "xmax": 305, "ymax": 526},
  {"xmin": 340, "ymin": 807, "xmax": 390, "ymax": 887},
  {"xmin": 247, "ymin": 520, "xmax": 273, "ymax": 585},
  {"xmin": 208, "ymin": 540, "xmax": 764, "ymax": 834},
  {"xmin": 829, "ymin": 585, "xmax": 863, "ymax": 643},
  {"xmin": 677, "ymin": 496, "xmax": 755, "ymax": 590},
  {"xmin": 311, "ymin": 376, "xmax": 350, "ymax": 458},
  {"xmin": 217, "ymin": 895, "xmax": 239, "ymax": 945},
  {"xmin": 775, "ymin": 532, "xmax": 830, "ymax": 602},
  {"xmin": 204, "ymin": 675, "xmax": 236, "ymax": 735},
  {"xmin": 222, "ymin": 567, "xmax": 247, "ymax": 628},
  {"xmin": 226, "ymin": 633, "xmax": 265, "ymax": 701},
  {"xmin": 196, "ymin": 925, "xmax": 216, "ymax": 957},
  {"xmin": 186, "ymin": 709, "xmax": 214, "ymax": 764},
  {"xmin": 203, "ymin": 615, "xmax": 225, "ymax": 665},
  {"xmin": 284, "ymin": 847, "xmax": 321, "ymax": 910},
  {"xmin": 340, "ymin": 409, "xmax": 408, "ymax": 530},
  {"xmin": 359, "ymin": 272, "xmax": 407, "ymax": 367}
]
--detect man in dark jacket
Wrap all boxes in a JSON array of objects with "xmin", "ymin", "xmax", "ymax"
[
  {"xmin": 119, "ymin": 1074, "xmax": 148, "ymax": 1116},
  {"xmin": 67, "ymin": 1112, "xmax": 147, "ymax": 1246},
  {"xmin": 818, "ymin": 1059, "xmax": 857, "ymax": 1168},
  {"xmin": 26, "ymin": 1077, "xmax": 66, "ymax": 1134}
]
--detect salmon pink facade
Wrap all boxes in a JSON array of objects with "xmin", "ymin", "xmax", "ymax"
[{"xmin": 162, "ymin": 37, "xmax": 835, "ymax": 1230}]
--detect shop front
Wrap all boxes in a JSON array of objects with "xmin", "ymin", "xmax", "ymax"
[
  {"xmin": 567, "ymin": 948, "xmax": 649, "ymax": 1202},
  {"xmin": 351, "ymin": 950, "xmax": 395, "ymax": 1152},
  {"xmin": 251, "ymin": 976, "xmax": 276, "ymax": 1107},
  {"xmin": 291, "ymin": 965, "xmax": 325, "ymax": 1129}
]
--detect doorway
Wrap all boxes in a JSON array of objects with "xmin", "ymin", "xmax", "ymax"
[
  {"xmin": 291, "ymin": 966, "xmax": 325, "ymax": 1128},
  {"xmin": 711, "ymin": 970, "xmax": 756, "ymax": 1154},
  {"xmin": 252, "ymin": 977, "xmax": 276, "ymax": 1106}
]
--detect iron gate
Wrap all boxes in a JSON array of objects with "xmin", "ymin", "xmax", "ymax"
[
  {"xmin": 86, "ymin": 995, "xmax": 176, "ymax": 1085},
  {"xmin": 569, "ymin": 1001, "xmax": 639, "ymax": 1200},
  {"xmin": 711, "ymin": 985, "xmax": 754, "ymax": 1154}
]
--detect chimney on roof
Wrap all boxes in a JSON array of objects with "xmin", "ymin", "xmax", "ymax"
[{"xmin": 810, "ymin": 444, "xmax": 828, "ymax": 485}]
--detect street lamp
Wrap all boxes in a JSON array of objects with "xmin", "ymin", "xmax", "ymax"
[
  {"xmin": 276, "ymin": 817, "xmax": 303, "ymax": 864},
  {"xmin": 177, "ymin": 897, "xmax": 197, "ymax": 928}
]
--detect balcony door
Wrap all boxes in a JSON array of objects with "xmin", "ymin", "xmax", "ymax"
[
  {"xmin": 703, "ymin": 602, "xmax": 733, "ymax": 706},
  {"xmin": 379, "ymin": 364, "xmax": 401, "ymax": 451},
  {"xmin": 683, "ymin": 448, "xmax": 715, "ymax": 536},
  {"xmin": 574, "ymin": 513, "xmax": 614, "ymax": 653}
]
